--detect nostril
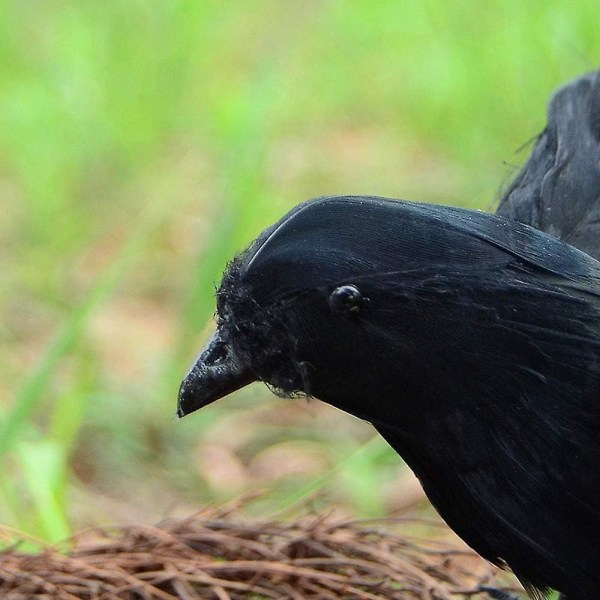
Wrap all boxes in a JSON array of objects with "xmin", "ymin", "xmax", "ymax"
[{"xmin": 205, "ymin": 340, "xmax": 229, "ymax": 366}]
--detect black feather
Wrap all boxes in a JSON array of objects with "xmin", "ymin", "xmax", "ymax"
[
  {"xmin": 498, "ymin": 70, "xmax": 600, "ymax": 260},
  {"xmin": 179, "ymin": 71, "xmax": 600, "ymax": 600}
]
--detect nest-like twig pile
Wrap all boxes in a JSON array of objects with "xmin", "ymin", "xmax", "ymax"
[{"xmin": 0, "ymin": 510, "xmax": 517, "ymax": 599}]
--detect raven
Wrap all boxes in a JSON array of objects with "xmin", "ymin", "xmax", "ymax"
[{"xmin": 178, "ymin": 71, "xmax": 600, "ymax": 600}]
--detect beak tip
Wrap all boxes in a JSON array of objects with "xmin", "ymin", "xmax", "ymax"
[{"xmin": 176, "ymin": 379, "xmax": 194, "ymax": 419}]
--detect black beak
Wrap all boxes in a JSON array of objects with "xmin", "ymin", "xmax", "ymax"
[{"xmin": 177, "ymin": 329, "xmax": 256, "ymax": 418}]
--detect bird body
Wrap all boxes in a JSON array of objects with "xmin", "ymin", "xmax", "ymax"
[{"xmin": 178, "ymin": 72, "xmax": 600, "ymax": 599}]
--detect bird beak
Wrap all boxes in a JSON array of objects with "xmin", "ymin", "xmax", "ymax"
[{"xmin": 177, "ymin": 329, "xmax": 256, "ymax": 418}]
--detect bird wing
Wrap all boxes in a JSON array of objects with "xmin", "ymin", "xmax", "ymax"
[{"xmin": 498, "ymin": 71, "xmax": 600, "ymax": 261}]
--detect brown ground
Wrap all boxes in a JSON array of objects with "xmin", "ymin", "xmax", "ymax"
[{"xmin": 0, "ymin": 507, "xmax": 519, "ymax": 599}]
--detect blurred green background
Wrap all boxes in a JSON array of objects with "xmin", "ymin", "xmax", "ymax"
[{"xmin": 2, "ymin": 0, "xmax": 599, "ymax": 546}]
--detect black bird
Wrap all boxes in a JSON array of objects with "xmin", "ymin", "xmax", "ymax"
[{"xmin": 178, "ymin": 72, "xmax": 600, "ymax": 600}]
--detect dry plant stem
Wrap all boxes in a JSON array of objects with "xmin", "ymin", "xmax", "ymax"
[{"xmin": 0, "ymin": 510, "xmax": 518, "ymax": 599}]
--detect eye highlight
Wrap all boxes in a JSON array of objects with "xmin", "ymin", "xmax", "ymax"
[{"xmin": 328, "ymin": 284, "xmax": 366, "ymax": 318}]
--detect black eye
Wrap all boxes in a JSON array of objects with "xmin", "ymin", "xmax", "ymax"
[{"xmin": 329, "ymin": 284, "xmax": 366, "ymax": 318}]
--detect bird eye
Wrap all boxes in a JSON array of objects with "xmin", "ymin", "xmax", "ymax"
[{"xmin": 329, "ymin": 285, "xmax": 366, "ymax": 318}]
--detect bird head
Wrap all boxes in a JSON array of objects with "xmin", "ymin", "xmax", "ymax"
[
  {"xmin": 177, "ymin": 194, "xmax": 592, "ymax": 426},
  {"xmin": 178, "ymin": 195, "xmax": 403, "ymax": 420}
]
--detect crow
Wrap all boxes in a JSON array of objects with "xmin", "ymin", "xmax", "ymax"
[{"xmin": 177, "ymin": 71, "xmax": 600, "ymax": 600}]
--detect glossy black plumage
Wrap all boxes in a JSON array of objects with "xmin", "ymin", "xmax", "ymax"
[
  {"xmin": 498, "ymin": 70, "xmax": 600, "ymax": 261},
  {"xmin": 178, "ymin": 71, "xmax": 600, "ymax": 600}
]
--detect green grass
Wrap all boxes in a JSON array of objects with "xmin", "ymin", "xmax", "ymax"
[{"xmin": 1, "ymin": 0, "xmax": 599, "ymax": 547}]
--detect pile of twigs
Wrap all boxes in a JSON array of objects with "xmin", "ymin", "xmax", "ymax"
[{"xmin": 0, "ymin": 510, "xmax": 517, "ymax": 599}]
